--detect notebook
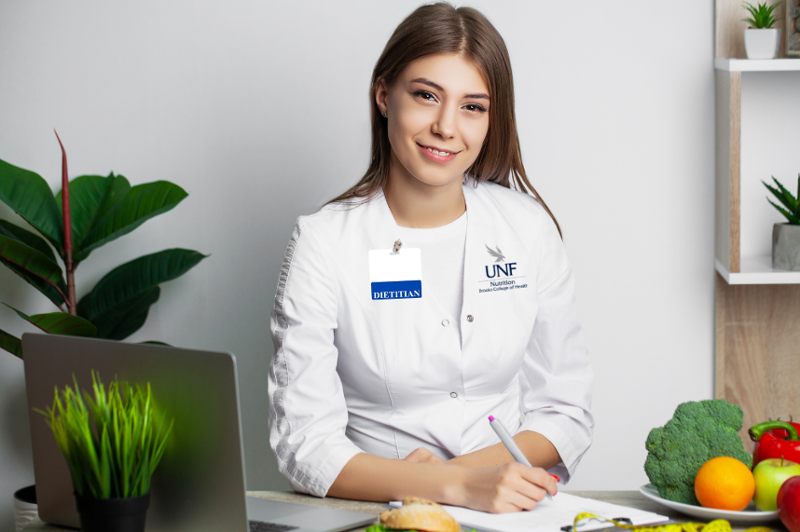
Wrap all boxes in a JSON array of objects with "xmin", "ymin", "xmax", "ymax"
[{"xmin": 391, "ymin": 492, "xmax": 668, "ymax": 532}]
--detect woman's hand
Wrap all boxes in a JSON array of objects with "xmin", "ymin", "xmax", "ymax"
[
  {"xmin": 457, "ymin": 462, "xmax": 557, "ymax": 513},
  {"xmin": 403, "ymin": 447, "xmax": 446, "ymax": 464}
]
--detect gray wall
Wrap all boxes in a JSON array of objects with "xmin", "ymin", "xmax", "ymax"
[{"xmin": 0, "ymin": 0, "xmax": 715, "ymax": 526}]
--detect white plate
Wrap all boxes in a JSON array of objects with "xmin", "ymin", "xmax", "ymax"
[{"xmin": 639, "ymin": 484, "xmax": 779, "ymax": 524}]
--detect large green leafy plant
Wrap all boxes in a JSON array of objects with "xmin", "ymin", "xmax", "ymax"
[
  {"xmin": 0, "ymin": 133, "xmax": 206, "ymax": 357},
  {"xmin": 37, "ymin": 372, "xmax": 173, "ymax": 499}
]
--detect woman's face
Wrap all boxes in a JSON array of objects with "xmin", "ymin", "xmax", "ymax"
[{"xmin": 377, "ymin": 53, "xmax": 491, "ymax": 189}]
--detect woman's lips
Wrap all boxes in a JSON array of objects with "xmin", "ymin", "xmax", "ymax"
[{"xmin": 417, "ymin": 143, "xmax": 458, "ymax": 163}]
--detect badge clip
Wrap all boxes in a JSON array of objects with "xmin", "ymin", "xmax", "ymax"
[{"xmin": 392, "ymin": 239, "xmax": 403, "ymax": 254}]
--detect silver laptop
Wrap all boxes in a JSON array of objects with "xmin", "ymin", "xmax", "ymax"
[{"xmin": 23, "ymin": 333, "xmax": 376, "ymax": 532}]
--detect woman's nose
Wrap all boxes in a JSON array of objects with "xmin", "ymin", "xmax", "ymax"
[{"xmin": 432, "ymin": 105, "xmax": 457, "ymax": 139}]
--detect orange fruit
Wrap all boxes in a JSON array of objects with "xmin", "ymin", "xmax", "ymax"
[{"xmin": 694, "ymin": 456, "xmax": 755, "ymax": 511}]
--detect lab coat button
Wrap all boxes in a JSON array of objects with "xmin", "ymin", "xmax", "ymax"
[
  {"xmin": 441, "ymin": 319, "xmax": 449, "ymax": 327},
  {"xmin": 450, "ymin": 392, "xmax": 458, "ymax": 398},
  {"xmin": 466, "ymin": 315, "xmax": 474, "ymax": 323}
]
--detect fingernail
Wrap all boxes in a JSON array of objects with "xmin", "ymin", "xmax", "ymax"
[{"xmin": 550, "ymin": 474, "xmax": 561, "ymax": 482}]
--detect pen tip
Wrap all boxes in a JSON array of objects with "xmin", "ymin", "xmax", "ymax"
[{"xmin": 488, "ymin": 415, "xmax": 495, "ymax": 422}]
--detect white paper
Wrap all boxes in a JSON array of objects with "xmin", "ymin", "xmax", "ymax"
[{"xmin": 390, "ymin": 493, "xmax": 668, "ymax": 532}]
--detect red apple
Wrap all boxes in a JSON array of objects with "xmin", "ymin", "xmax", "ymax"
[{"xmin": 779, "ymin": 476, "xmax": 800, "ymax": 532}]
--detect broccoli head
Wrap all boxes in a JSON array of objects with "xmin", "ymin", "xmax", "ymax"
[{"xmin": 644, "ymin": 399, "xmax": 752, "ymax": 506}]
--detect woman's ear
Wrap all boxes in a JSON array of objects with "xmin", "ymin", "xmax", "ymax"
[{"xmin": 375, "ymin": 79, "xmax": 389, "ymax": 117}]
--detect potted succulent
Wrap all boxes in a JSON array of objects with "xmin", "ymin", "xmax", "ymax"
[
  {"xmin": 36, "ymin": 372, "xmax": 172, "ymax": 532},
  {"xmin": 1, "ymin": 132, "xmax": 205, "ymax": 527},
  {"xmin": 763, "ymin": 175, "xmax": 800, "ymax": 270},
  {"xmin": 743, "ymin": 1, "xmax": 783, "ymax": 59}
]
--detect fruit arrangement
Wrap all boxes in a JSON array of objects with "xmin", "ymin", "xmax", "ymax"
[{"xmin": 645, "ymin": 401, "xmax": 800, "ymax": 530}]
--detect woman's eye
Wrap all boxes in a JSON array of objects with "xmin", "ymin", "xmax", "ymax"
[
  {"xmin": 464, "ymin": 103, "xmax": 487, "ymax": 113},
  {"xmin": 413, "ymin": 90, "xmax": 436, "ymax": 102}
]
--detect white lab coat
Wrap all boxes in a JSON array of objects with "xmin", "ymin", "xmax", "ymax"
[{"xmin": 269, "ymin": 179, "xmax": 593, "ymax": 497}]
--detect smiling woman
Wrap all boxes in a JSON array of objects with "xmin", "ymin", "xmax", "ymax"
[{"xmin": 268, "ymin": 2, "xmax": 593, "ymax": 514}]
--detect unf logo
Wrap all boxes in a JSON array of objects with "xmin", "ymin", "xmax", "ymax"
[{"xmin": 485, "ymin": 244, "xmax": 517, "ymax": 278}]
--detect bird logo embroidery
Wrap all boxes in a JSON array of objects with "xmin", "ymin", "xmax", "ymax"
[{"xmin": 485, "ymin": 244, "xmax": 505, "ymax": 263}]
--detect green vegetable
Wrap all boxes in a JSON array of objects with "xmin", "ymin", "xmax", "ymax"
[
  {"xmin": 365, "ymin": 524, "xmax": 418, "ymax": 532},
  {"xmin": 644, "ymin": 399, "xmax": 752, "ymax": 506}
]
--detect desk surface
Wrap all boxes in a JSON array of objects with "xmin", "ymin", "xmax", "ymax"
[{"xmin": 22, "ymin": 490, "xmax": 789, "ymax": 531}]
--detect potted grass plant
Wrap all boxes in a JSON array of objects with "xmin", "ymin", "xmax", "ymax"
[
  {"xmin": 1, "ymin": 133, "xmax": 204, "ymax": 526},
  {"xmin": 764, "ymin": 175, "xmax": 800, "ymax": 270},
  {"xmin": 37, "ymin": 371, "xmax": 172, "ymax": 532},
  {"xmin": 743, "ymin": 1, "xmax": 783, "ymax": 59}
]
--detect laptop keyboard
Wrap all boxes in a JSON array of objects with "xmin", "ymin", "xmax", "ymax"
[{"xmin": 249, "ymin": 521, "xmax": 300, "ymax": 532}]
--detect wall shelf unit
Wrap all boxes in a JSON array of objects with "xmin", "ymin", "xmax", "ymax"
[
  {"xmin": 714, "ymin": 0, "xmax": 800, "ymax": 449},
  {"xmin": 716, "ymin": 257, "xmax": 800, "ymax": 285},
  {"xmin": 715, "ymin": 58, "xmax": 800, "ymax": 72}
]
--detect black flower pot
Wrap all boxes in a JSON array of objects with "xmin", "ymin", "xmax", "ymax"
[{"xmin": 74, "ymin": 492, "xmax": 150, "ymax": 532}]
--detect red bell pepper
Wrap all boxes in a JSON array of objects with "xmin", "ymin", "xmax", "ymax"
[{"xmin": 749, "ymin": 420, "xmax": 800, "ymax": 467}]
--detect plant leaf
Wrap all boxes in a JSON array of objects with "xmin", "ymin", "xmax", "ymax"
[
  {"xmin": 763, "ymin": 180, "xmax": 795, "ymax": 211},
  {"xmin": 3, "ymin": 304, "xmax": 97, "ymax": 337},
  {"xmin": 74, "ymin": 181, "xmax": 188, "ymax": 262},
  {"xmin": 0, "ymin": 220, "xmax": 58, "ymax": 263},
  {"xmin": 768, "ymin": 199, "xmax": 800, "ymax": 224},
  {"xmin": 0, "ymin": 222, "xmax": 66, "ymax": 308},
  {"xmin": 55, "ymin": 173, "xmax": 131, "ymax": 251},
  {"xmin": 0, "ymin": 234, "xmax": 68, "ymax": 304},
  {"xmin": 0, "ymin": 256, "xmax": 66, "ymax": 310},
  {"xmin": 0, "ymin": 327, "xmax": 22, "ymax": 358},
  {"xmin": 87, "ymin": 286, "xmax": 160, "ymax": 340},
  {"xmin": 0, "ymin": 158, "xmax": 63, "ymax": 249},
  {"xmin": 772, "ymin": 176, "xmax": 798, "ymax": 211},
  {"xmin": 77, "ymin": 248, "xmax": 206, "ymax": 328},
  {"xmin": 795, "ymin": 173, "xmax": 800, "ymax": 218}
]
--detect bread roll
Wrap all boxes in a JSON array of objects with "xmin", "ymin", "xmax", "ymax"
[{"xmin": 380, "ymin": 497, "xmax": 460, "ymax": 532}]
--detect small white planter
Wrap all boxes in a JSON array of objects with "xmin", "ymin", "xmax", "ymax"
[
  {"xmin": 13, "ymin": 486, "xmax": 38, "ymax": 532},
  {"xmin": 745, "ymin": 28, "xmax": 781, "ymax": 59}
]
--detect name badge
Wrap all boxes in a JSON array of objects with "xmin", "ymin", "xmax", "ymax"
[{"xmin": 368, "ymin": 248, "xmax": 422, "ymax": 300}]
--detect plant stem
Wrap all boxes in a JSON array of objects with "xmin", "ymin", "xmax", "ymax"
[{"xmin": 55, "ymin": 131, "xmax": 77, "ymax": 315}]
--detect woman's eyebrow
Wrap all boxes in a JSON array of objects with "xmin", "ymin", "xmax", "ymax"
[{"xmin": 410, "ymin": 77, "xmax": 490, "ymax": 101}]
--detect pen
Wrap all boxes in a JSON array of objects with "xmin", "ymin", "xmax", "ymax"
[{"xmin": 488, "ymin": 415, "xmax": 555, "ymax": 501}]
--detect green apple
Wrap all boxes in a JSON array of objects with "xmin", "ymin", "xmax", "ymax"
[{"xmin": 754, "ymin": 458, "xmax": 800, "ymax": 511}]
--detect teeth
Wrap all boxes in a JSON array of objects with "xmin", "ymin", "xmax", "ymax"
[{"xmin": 427, "ymin": 147, "xmax": 451, "ymax": 156}]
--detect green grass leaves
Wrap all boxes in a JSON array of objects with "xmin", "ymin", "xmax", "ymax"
[
  {"xmin": 743, "ymin": 1, "xmax": 782, "ymax": 29},
  {"xmin": 763, "ymin": 175, "xmax": 800, "ymax": 225},
  {"xmin": 37, "ymin": 372, "xmax": 173, "ymax": 499}
]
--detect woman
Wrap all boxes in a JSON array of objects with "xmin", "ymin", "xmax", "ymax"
[{"xmin": 269, "ymin": 3, "xmax": 593, "ymax": 513}]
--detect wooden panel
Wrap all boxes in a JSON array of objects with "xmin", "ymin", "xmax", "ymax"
[
  {"xmin": 716, "ymin": 0, "xmax": 787, "ymax": 58},
  {"xmin": 715, "ymin": 70, "xmax": 741, "ymax": 273},
  {"xmin": 729, "ymin": 71, "xmax": 741, "ymax": 273},
  {"xmin": 715, "ymin": 274, "xmax": 800, "ymax": 451}
]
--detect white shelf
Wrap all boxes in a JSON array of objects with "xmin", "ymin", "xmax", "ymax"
[
  {"xmin": 715, "ymin": 57, "xmax": 800, "ymax": 71},
  {"xmin": 716, "ymin": 256, "xmax": 800, "ymax": 284}
]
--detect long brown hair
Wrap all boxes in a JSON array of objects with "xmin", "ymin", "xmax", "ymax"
[{"xmin": 329, "ymin": 2, "xmax": 560, "ymax": 236}]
